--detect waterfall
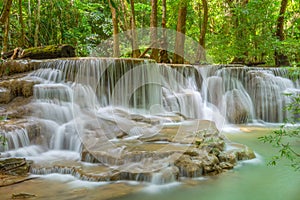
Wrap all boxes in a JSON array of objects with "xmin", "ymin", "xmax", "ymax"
[
  {"xmin": 197, "ymin": 66, "xmax": 297, "ymax": 123},
  {"xmin": 0, "ymin": 128, "xmax": 30, "ymax": 151},
  {"xmin": 27, "ymin": 59, "xmax": 298, "ymax": 142},
  {"xmin": 29, "ymin": 58, "xmax": 162, "ymax": 109},
  {"xmin": 1, "ymin": 58, "xmax": 297, "ymax": 155},
  {"xmin": 2, "ymin": 57, "xmax": 298, "ymax": 183},
  {"xmin": 0, "ymin": 127, "xmax": 46, "ymax": 158}
]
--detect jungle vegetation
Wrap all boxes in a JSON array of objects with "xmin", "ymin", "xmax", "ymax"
[{"xmin": 0, "ymin": 0, "xmax": 299, "ymax": 65}]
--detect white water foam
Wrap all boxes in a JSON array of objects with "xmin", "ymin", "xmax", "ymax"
[
  {"xmin": 234, "ymin": 152, "xmax": 264, "ymax": 169},
  {"xmin": 38, "ymin": 173, "xmax": 109, "ymax": 188},
  {"xmin": 142, "ymin": 182, "xmax": 181, "ymax": 194},
  {"xmin": 27, "ymin": 150, "xmax": 80, "ymax": 163},
  {"xmin": 0, "ymin": 145, "xmax": 45, "ymax": 157}
]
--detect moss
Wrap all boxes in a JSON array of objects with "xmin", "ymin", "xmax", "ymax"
[{"xmin": 23, "ymin": 45, "xmax": 58, "ymax": 55}]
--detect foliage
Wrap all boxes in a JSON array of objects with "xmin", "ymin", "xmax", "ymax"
[
  {"xmin": 0, "ymin": 134, "xmax": 6, "ymax": 149},
  {"xmin": 0, "ymin": 116, "xmax": 7, "ymax": 148},
  {"xmin": 259, "ymin": 122, "xmax": 300, "ymax": 170},
  {"xmin": 0, "ymin": 0, "xmax": 112, "ymax": 56},
  {"xmin": 259, "ymin": 68, "xmax": 300, "ymax": 170},
  {"xmin": 0, "ymin": 0, "xmax": 299, "ymax": 64}
]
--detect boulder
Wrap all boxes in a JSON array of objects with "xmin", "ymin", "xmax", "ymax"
[
  {"xmin": 202, "ymin": 154, "xmax": 222, "ymax": 175},
  {"xmin": 219, "ymin": 162, "xmax": 234, "ymax": 170},
  {"xmin": 225, "ymin": 89, "xmax": 251, "ymax": 124},
  {"xmin": 174, "ymin": 155, "xmax": 203, "ymax": 177},
  {"xmin": 233, "ymin": 147, "xmax": 256, "ymax": 161},
  {"xmin": 218, "ymin": 151, "xmax": 237, "ymax": 165}
]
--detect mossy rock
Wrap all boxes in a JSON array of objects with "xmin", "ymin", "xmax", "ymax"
[{"xmin": 20, "ymin": 44, "xmax": 75, "ymax": 59}]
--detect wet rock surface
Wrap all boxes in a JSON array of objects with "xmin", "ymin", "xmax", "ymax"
[
  {"xmin": 0, "ymin": 59, "xmax": 257, "ymax": 184},
  {"xmin": 0, "ymin": 158, "xmax": 31, "ymax": 176},
  {"xmin": 0, "ymin": 79, "xmax": 39, "ymax": 104},
  {"xmin": 0, "ymin": 61, "xmax": 43, "ymax": 156},
  {"xmin": 20, "ymin": 118, "xmax": 257, "ymax": 183},
  {"xmin": 29, "ymin": 122, "xmax": 256, "ymax": 182},
  {"xmin": 0, "ymin": 158, "xmax": 34, "ymax": 188}
]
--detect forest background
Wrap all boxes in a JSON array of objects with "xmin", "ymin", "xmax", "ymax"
[{"xmin": 0, "ymin": 0, "xmax": 299, "ymax": 66}]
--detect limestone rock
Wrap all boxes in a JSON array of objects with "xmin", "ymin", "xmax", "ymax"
[
  {"xmin": 12, "ymin": 193, "xmax": 37, "ymax": 199},
  {"xmin": 225, "ymin": 89, "xmax": 250, "ymax": 123},
  {"xmin": 174, "ymin": 155, "xmax": 203, "ymax": 177},
  {"xmin": 0, "ymin": 79, "xmax": 38, "ymax": 103},
  {"xmin": 0, "ymin": 87, "xmax": 12, "ymax": 104},
  {"xmin": 0, "ymin": 158, "xmax": 31, "ymax": 176},
  {"xmin": 219, "ymin": 162, "xmax": 234, "ymax": 170},
  {"xmin": 218, "ymin": 151, "xmax": 237, "ymax": 165},
  {"xmin": 201, "ymin": 154, "xmax": 222, "ymax": 175},
  {"xmin": 233, "ymin": 147, "xmax": 256, "ymax": 161}
]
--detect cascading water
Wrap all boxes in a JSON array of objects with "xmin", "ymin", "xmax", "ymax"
[
  {"xmin": 198, "ymin": 66, "xmax": 297, "ymax": 123},
  {"xmin": 1, "ymin": 58, "xmax": 299, "ymax": 184},
  {"xmin": 0, "ymin": 128, "xmax": 30, "ymax": 151},
  {"xmin": 0, "ymin": 121, "xmax": 45, "ymax": 157}
]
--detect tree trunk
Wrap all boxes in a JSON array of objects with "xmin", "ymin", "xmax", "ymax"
[
  {"xmin": 34, "ymin": 0, "xmax": 41, "ymax": 47},
  {"xmin": 0, "ymin": 0, "xmax": 13, "ymax": 25},
  {"xmin": 227, "ymin": 0, "xmax": 249, "ymax": 64},
  {"xmin": 130, "ymin": 0, "xmax": 140, "ymax": 58},
  {"xmin": 27, "ymin": 0, "xmax": 32, "ymax": 42},
  {"xmin": 173, "ymin": 1, "xmax": 187, "ymax": 64},
  {"xmin": 118, "ymin": 0, "xmax": 138, "ymax": 54},
  {"xmin": 150, "ymin": 0, "xmax": 159, "ymax": 61},
  {"xmin": 58, "ymin": 10, "xmax": 63, "ymax": 43},
  {"xmin": 160, "ymin": 0, "xmax": 170, "ymax": 63},
  {"xmin": 3, "ymin": 15, "xmax": 10, "ymax": 52},
  {"xmin": 199, "ymin": 0, "xmax": 208, "ymax": 48},
  {"xmin": 120, "ymin": 0, "xmax": 130, "ymax": 31},
  {"xmin": 19, "ymin": 0, "xmax": 25, "ymax": 47},
  {"xmin": 275, "ymin": 0, "xmax": 290, "ymax": 66},
  {"xmin": 1, "ymin": 0, "xmax": 13, "ymax": 53},
  {"xmin": 109, "ymin": 0, "xmax": 120, "ymax": 57},
  {"xmin": 197, "ymin": 0, "xmax": 208, "ymax": 63}
]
